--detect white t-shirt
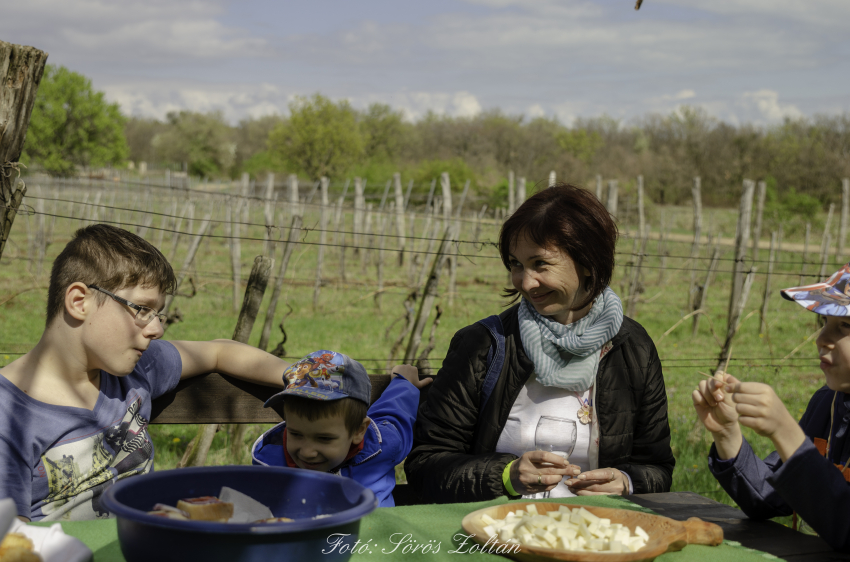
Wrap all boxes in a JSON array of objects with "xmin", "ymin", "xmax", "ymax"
[{"xmin": 495, "ymin": 373, "xmax": 591, "ymax": 499}]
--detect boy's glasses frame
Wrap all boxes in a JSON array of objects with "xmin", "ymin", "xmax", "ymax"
[{"xmin": 87, "ymin": 285, "xmax": 166, "ymax": 327}]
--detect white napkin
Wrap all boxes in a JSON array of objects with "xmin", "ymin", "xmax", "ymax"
[
  {"xmin": 4, "ymin": 518, "xmax": 92, "ymax": 562},
  {"xmin": 219, "ymin": 487, "xmax": 273, "ymax": 523},
  {"xmin": 0, "ymin": 498, "xmax": 16, "ymax": 540}
]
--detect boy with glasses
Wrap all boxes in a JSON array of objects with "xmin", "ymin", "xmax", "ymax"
[{"xmin": 0, "ymin": 224, "xmax": 291, "ymax": 522}]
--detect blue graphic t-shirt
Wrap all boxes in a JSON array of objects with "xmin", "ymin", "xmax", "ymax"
[{"xmin": 0, "ymin": 339, "xmax": 182, "ymax": 521}]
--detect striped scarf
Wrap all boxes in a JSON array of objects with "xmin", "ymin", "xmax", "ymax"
[{"xmin": 518, "ymin": 287, "xmax": 623, "ymax": 392}]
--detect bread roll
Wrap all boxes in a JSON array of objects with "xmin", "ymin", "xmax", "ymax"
[{"xmin": 176, "ymin": 496, "xmax": 234, "ymax": 522}]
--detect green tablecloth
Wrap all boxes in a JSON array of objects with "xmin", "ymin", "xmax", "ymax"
[{"xmin": 37, "ymin": 496, "xmax": 780, "ymax": 561}]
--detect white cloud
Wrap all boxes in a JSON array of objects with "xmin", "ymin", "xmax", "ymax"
[{"xmin": 740, "ymin": 90, "xmax": 803, "ymax": 123}]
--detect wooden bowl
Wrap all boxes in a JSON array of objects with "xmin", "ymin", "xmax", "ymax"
[{"xmin": 460, "ymin": 501, "xmax": 722, "ymax": 562}]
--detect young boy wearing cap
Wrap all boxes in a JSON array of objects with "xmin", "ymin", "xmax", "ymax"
[
  {"xmin": 0, "ymin": 224, "xmax": 290, "ymax": 522},
  {"xmin": 693, "ymin": 263, "xmax": 850, "ymax": 551},
  {"xmin": 251, "ymin": 350, "xmax": 431, "ymax": 507}
]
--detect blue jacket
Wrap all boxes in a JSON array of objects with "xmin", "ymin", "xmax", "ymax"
[
  {"xmin": 251, "ymin": 376, "xmax": 419, "ymax": 507},
  {"xmin": 708, "ymin": 386, "xmax": 850, "ymax": 552}
]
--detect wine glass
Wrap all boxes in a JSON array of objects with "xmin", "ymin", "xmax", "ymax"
[{"xmin": 534, "ymin": 416, "xmax": 577, "ymax": 498}]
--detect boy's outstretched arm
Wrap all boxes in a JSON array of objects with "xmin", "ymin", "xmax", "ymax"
[
  {"xmin": 724, "ymin": 376, "xmax": 807, "ymax": 462},
  {"xmin": 692, "ymin": 372, "xmax": 743, "ymax": 459},
  {"xmin": 171, "ymin": 339, "xmax": 290, "ymax": 387}
]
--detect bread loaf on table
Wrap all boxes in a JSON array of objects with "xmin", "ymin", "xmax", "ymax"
[{"xmin": 176, "ymin": 496, "xmax": 234, "ymax": 522}]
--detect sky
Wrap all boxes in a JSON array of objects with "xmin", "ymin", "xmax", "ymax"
[{"xmin": 2, "ymin": 0, "xmax": 849, "ymax": 126}]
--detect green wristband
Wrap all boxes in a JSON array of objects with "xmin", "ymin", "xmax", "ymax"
[{"xmin": 502, "ymin": 460, "xmax": 519, "ymax": 496}]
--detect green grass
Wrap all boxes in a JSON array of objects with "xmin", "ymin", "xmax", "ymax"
[{"xmin": 0, "ymin": 178, "xmax": 840, "ymax": 530}]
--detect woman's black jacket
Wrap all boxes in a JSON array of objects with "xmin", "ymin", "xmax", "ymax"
[{"xmin": 405, "ymin": 304, "xmax": 675, "ymax": 503}]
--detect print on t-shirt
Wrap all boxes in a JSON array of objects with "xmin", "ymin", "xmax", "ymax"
[{"xmin": 39, "ymin": 397, "xmax": 152, "ymax": 519}]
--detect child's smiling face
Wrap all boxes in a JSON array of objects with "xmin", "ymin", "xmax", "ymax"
[
  {"xmin": 816, "ymin": 316, "xmax": 850, "ymax": 392},
  {"xmin": 285, "ymin": 410, "xmax": 367, "ymax": 472}
]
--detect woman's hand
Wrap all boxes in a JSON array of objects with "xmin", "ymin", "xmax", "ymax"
[
  {"xmin": 565, "ymin": 468, "xmax": 629, "ymax": 496},
  {"xmin": 509, "ymin": 451, "xmax": 579, "ymax": 496}
]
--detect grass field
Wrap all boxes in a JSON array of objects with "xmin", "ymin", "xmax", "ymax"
[{"xmin": 0, "ymin": 176, "xmax": 841, "ymax": 528}]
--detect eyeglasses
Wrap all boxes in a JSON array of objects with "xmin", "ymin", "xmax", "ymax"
[{"xmin": 87, "ymin": 285, "xmax": 167, "ymax": 327}]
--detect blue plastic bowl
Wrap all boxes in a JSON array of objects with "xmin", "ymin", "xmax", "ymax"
[{"xmin": 100, "ymin": 465, "xmax": 377, "ymax": 562}]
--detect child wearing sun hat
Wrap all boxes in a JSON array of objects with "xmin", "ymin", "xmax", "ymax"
[
  {"xmin": 251, "ymin": 350, "xmax": 430, "ymax": 507},
  {"xmin": 693, "ymin": 263, "xmax": 850, "ymax": 552}
]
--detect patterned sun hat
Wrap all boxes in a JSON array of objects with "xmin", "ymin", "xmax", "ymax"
[
  {"xmin": 264, "ymin": 350, "xmax": 372, "ymax": 408},
  {"xmin": 780, "ymin": 263, "xmax": 850, "ymax": 317}
]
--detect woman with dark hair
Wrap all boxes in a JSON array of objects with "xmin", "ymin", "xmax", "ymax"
[{"xmin": 405, "ymin": 183, "xmax": 674, "ymax": 503}]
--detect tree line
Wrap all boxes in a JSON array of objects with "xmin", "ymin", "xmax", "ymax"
[{"xmin": 20, "ymin": 65, "xmax": 850, "ymax": 212}]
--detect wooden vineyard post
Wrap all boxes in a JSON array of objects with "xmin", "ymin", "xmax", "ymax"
[
  {"xmin": 717, "ymin": 266, "xmax": 757, "ymax": 374},
  {"xmin": 751, "ymin": 180, "xmax": 766, "ymax": 261},
  {"xmin": 440, "ymin": 172, "xmax": 453, "ymax": 222},
  {"xmin": 259, "ymin": 215, "xmax": 302, "ymax": 351},
  {"xmin": 841, "ymin": 179, "xmax": 850, "ymax": 259},
  {"xmin": 182, "ymin": 255, "xmax": 272, "ymax": 468},
  {"xmin": 657, "ymin": 215, "xmax": 669, "ymax": 285},
  {"xmin": 312, "ymin": 177, "xmax": 329, "ymax": 311},
  {"xmin": 404, "ymin": 179, "xmax": 414, "ymax": 211},
  {"xmin": 404, "ymin": 228, "xmax": 453, "ymax": 363},
  {"xmin": 819, "ymin": 234, "xmax": 832, "ymax": 279},
  {"xmin": 416, "ymin": 204, "xmax": 439, "ymax": 288},
  {"xmin": 375, "ymin": 209, "xmax": 390, "ymax": 309},
  {"xmin": 393, "ymin": 172, "xmax": 406, "ymax": 265},
  {"xmin": 606, "ymin": 180, "xmax": 618, "ymax": 216},
  {"xmin": 692, "ymin": 246, "xmax": 721, "ymax": 337},
  {"xmin": 760, "ymin": 231, "xmax": 777, "ymax": 337},
  {"xmin": 169, "ymin": 199, "xmax": 192, "ymax": 263},
  {"xmin": 447, "ymin": 179, "xmax": 470, "ymax": 307},
  {"xmin": 229, "ymin": 196, "xmax": 244, "ymax": 312},
  {"xmin": 821, "ymin": 203, "xmax": 835, "ymax": 266},
  {"xmin": 637, "ymin": 175, "xmax": 645, "ymax": 240},
  {"xmin": 163, "ymin": 213, "xmax": 212, "ymax": 316},
  {"xmin": 728, "ymin": 180, "xmax": 755, "ymax": 325},
  {"xmin": 263, "ymin": 173, "xmax": 275, "ymax": 258},
  {"xmin": 548, "ymin": 170, "xmax": 556, "ymax": 187},
  {"xmin": 688, "ymin": 177, "xmax": 703, "ymax": 310},
  {"xmin": 800, "ymin": 222, "xmax": 811, "ymax": 284},
  {"xmin": 0, "ymin": 41, "xmax": 47, "ymax": 261},
  {"xmin": 353, "ymin": 177, "xmax": 364, "ymax": 252},
  {"xmin": 362, "ymin": 203, "xmax": 373, "ymax": 273},
  {"xmin": 287, "ymin": 174, "xmax": 299, "ymax": 220},
  {"xmin": 595, "ymin": 175, "xmax": 603, "ymax": 202},
  {"xmin": 517, "ymin": 177, "xmax": 526, "ymax": 207},
  {"xmin": 626, "ymin": 225, "xmax": 649, "ymax": 318},
  {"xmin": 508, "ymin": 170, "xmax": 515, "ymax": 215}
]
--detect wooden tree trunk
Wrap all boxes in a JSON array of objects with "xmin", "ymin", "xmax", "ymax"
[
  {"xmin": 840, "ymin": 179, "xmax": 850, "ymax": 259},
  {"xmin": 393, "ymin": 172, "xmax": 406, "ymax": 265},
  {"xmin": 760, "ymin": 232, "xmax": 777, "ymax": 335},
  {"xmin": 259, "ymin": 216, "xmax": 302, "ymax": 351},
  {"xmin": 688, "ymin": 177, "xmax": 703, "ymax": 310},
  {"xmin": 312, "ymin": 177, "xmax": 329, "ymax": 311},
  {"xmin": 508, "ymin": 170, "xmax": 515, "ymax": 215},
  {"xmin": 404, "ymin": 228, "xmax": 453, "ymax": 363},
  {"xmin": 728, "ymin": 180, "xmax": 755, "ymax": 325},
  {"xmin": 182, "ymin": 255, "xmax": 273, "ymax": 468},
  {"xmin": 0, "ymin": 41, "xmax": 48, "ymax": 260}
]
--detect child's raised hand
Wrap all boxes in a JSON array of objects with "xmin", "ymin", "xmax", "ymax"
[
  {"xmin": 724, "ymin": 379, "xmax": 796, "ymax": 440},
  {"xmin": 692, "ymin": 371, "xmax": 739, "ymax": 435},
  {"xmin": 391, "ymin": 364, "xmax": 432, "ymax": 390}
]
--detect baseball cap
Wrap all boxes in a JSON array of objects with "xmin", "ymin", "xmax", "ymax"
[
  {"xmin": 781, "ymin": 262, "xmax": 850, "ymax": 317},
  {"xmin": 264, "ymin": 350, "xmax": 372, "ymax": 409}
]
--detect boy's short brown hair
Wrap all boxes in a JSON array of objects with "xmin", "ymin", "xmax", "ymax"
[
  {"xmin": 283, "ymin": 396, "xmax": 369, "ymax": 436},
  {"xmin": 46, "ymin": 224, "xmax": 176, "ymax": 326}
]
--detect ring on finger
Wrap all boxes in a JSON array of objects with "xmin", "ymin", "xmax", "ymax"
[{"xmin": 537, "ymin": 474, "xmax": 542, "ymax": 485}]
